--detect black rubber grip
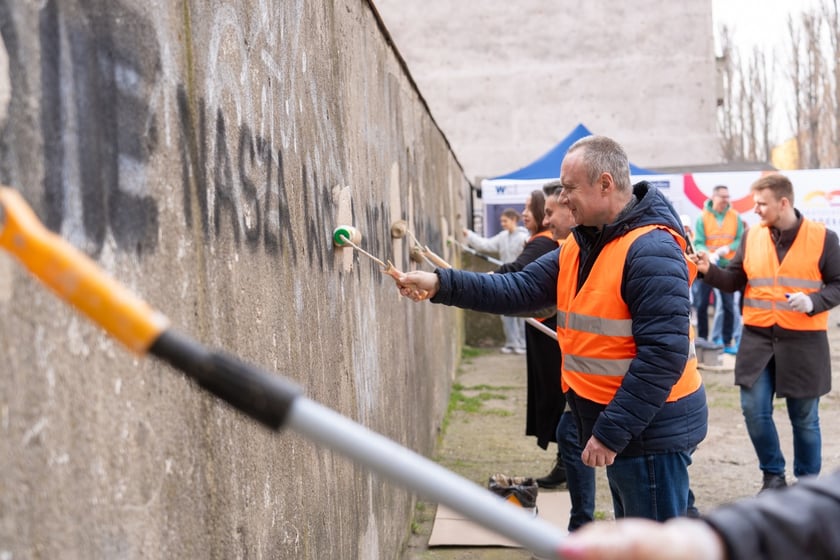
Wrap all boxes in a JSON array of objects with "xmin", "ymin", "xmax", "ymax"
[{"xmin": 149, "ymin": 329, "xmax": 302, "ymax": 429}]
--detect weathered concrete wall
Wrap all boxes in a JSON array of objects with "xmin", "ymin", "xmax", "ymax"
[
  {"xmin": 460, "ymin": 254, "xmax": 504, "ymax": 348},
  {"xmin": 0, "ymin": 1, "xmax": 468, "ymax": 557}
]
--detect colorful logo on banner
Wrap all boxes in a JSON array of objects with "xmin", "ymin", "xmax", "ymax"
[
  {"xmin": 802, "ymin": 190, "xmax": 840, "ymax": 207},
  {"xmin": 683, "ymin": 174, "xmax": 759, "ymax": 213}
]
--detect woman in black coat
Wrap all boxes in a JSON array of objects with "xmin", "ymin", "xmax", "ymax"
[{"xmin": 496, "ymin": 190, "xmax": 564, "ymax": 480}]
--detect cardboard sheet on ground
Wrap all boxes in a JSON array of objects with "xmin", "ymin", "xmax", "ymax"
[{"xmin": 428, "ymin": 491, "xmax": 571, "ymax": 547}]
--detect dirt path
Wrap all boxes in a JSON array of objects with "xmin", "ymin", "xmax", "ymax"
[{"xmin": 403, "ymin": 310, "xmax": 840, "ymax": 559}]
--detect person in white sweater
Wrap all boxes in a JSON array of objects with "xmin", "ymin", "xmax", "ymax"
[{"xmin": 463, "ymin": 208, "xmax": 529, "ymax": 353}]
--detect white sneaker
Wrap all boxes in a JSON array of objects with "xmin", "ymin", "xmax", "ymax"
[
  {"xmin": 500, "ymin": 347, "xmax": 513, "ymax": 354},
  {"xmin": 514, "ymin": 347, "xmax": 527, "ymax": 355}
]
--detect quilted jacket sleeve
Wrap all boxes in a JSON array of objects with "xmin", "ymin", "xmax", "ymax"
[
  {"xmin": 704, "ymin": 470, "xmax": 840, "ymax": 560},
  {"xmin": 431, "ymin": 247, "xmax": 560, "ymax": 315}
]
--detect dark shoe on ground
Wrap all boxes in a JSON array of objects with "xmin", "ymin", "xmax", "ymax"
[
  {"xmin": 536, "ymin": 460, "xmax": 567, "ymax": 489},
  {"xmin": 759, "ymin": 472, "xmax": 787, "ymax": 493}
]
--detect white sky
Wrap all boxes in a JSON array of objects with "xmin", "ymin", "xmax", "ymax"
[
  {"xmin": 711, "ymin": 0, "xmax": 821, "ymax": 54},
  {"xmin": 711, "ymin": 0, "xmax": 827, "ymax": 141}
]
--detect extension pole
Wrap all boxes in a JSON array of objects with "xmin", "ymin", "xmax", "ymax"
[
  {"xmin": 0, "ymin": 188, "xmax": 566, "ymax": 559},
  {"xmin": 525, "ymin": 317, "xmax": 557, "ymax": 340},
  {"xmin": 449, "ymin": 238, "xmax": 504, "ymax": 266}
]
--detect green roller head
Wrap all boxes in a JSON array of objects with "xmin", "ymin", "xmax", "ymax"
[{"xmin": 333, "ymin": 225, "xmax": 360, "ymax": 247}]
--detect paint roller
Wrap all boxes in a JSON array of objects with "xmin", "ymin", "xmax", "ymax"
[
  {"xmin": 388, "ymin": 219, "xmax": 451, "ymax": 268},
  {"xmin": 332, "ymin": 224, "xmax": 362, "ymax": 247}
]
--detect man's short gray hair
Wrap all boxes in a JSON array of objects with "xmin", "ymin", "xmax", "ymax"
[{"xmin": 567, "ymin": 136, "xmax": 632, "ymax": 191}]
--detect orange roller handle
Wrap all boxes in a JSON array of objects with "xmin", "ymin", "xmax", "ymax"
[{"xmin": 0, "ymin": 187, "xmax": 169, "ymax": 354}]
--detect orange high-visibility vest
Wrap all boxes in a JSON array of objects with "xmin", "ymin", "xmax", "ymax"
[
  {"xmin": 556, "ymin": 224, "xmax": 700, "ymax": 405},
  {"xmin": 702, "ymin": 208, "xmax": 739, "ymax": 260},
  {"xmin": 742, "ymin": 219, "xmax": 827, "ymax": 330}
]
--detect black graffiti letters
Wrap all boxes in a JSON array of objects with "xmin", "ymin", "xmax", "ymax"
[
  {"xmin": 38, "ymin": 0, "xmax": 160, "ymax": 256},
  {"xmin": 177, "ymin": 86, "xmax": 298, "ymax": 261}
]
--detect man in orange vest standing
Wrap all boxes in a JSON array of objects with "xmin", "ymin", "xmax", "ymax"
[
  {"xmin": 694, "ymin": 185, "xmax": 744, "ymax": 354},
  {"xmin": 692, "ymin": 174, "xmax": 840, "ymax": 492},
  {"xmin": 396, "ymin": 135, "xmax": 708, "ymax": 521}
]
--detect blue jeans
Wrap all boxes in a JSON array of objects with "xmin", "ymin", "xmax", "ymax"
[
  {"xmin": 606, "ymin": 451, "xmax": 692, "ymax": 521},
  {"xmin": 712, "ymin": 290, "xmax": 742, "ymax": 345},
  {"xmin": 556, "ymin": 411, "xmax": 595, "ymax": 531},
  {"xmin": 696, "ymin": 280, "xmax": 734, "ymax": 343},
  {"xmin": 740, "ymin": 364, "xmax": 821, "ymax": 477}
]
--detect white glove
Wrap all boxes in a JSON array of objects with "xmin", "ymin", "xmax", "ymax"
[
  {"xmin": 787, "ymin": 292, "xmax": 814, "ymax": 313},
  {"xmin": 714, "ymin": 245, "xmax": 730, "ymax": 257},
  {"xmin": 707, "ymin": 251, "xmax": 720, "ymax": 265}
]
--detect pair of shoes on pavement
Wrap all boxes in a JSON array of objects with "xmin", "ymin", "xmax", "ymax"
[
  {"xmin": 759, "ymin": 472, "xmax": 787, "ymax": 493},
  {"xmin": 713, "ymin": 337, "xmax": 738, "ymax": 355},
  {"xmin": 535, "ymin": 460, "xmax": 566, "ymax": 489}
]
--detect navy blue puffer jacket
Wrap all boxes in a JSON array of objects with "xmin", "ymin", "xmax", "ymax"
[{"xmin": 433, "ymin": 182, "xmax": 707, "ymax": 456}]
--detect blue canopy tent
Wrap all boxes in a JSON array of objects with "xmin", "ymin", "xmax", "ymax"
[
  {"xmin": 478, "ymin": 124, "xmax": 658, "ymax": 235},
  {"xmin": 489, "ymin": 123, "xmax": 654, "ymax": 182}
]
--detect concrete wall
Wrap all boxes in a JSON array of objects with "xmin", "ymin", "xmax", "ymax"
[
  {"xmin": 373, "ymin": 1, "xmax": 721, "ymax": 181},
  {"xmin": 0, "ymin": 1, "xmax": 468, "ymax": 557}
]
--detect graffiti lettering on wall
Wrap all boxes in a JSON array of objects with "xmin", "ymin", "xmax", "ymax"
[
  {"xmin": 176, "ymin": 86, "xmax": 299, "ymax": 261},
  {"xmin": 0, "ymin": 1, "xmax": 402, "ymax": 271},
  {"xmin": 176, "ymin": 3, "xmax": 352, "ymax": 268},
  {"xmin": 38, "ymin": 0, "xmax": 160, "ymax": 256}
]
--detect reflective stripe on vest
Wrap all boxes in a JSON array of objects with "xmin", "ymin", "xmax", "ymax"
[
  {"xmin": 702, "ymin": 208, "xmax": 738, "ymax": 260},
  {"xmin": 743, "ymin": 219, "xmax": 828, "ymax": 330},
  {"xmin": 556, "ymin": 224, "xmax": 701, "ymax": 405}
]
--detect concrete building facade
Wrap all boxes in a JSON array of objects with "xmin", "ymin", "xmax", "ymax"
[{"xmin": 373, "ymin": 1, "xmax": 721, "ymax": 182}]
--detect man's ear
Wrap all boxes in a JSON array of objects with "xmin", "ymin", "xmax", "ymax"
[{"xmin": 599, "ymin": 172, "xmax": 612, "ymax": 193}]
